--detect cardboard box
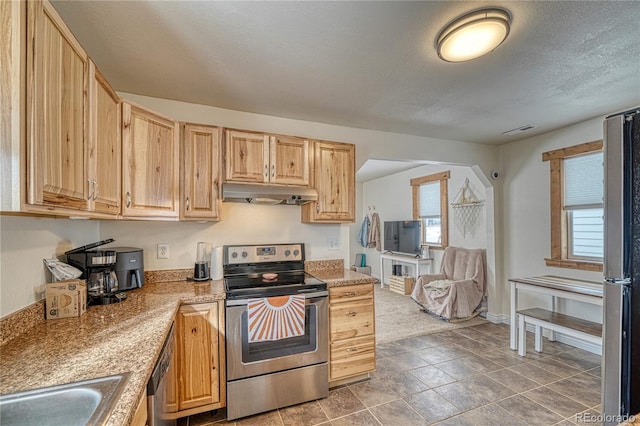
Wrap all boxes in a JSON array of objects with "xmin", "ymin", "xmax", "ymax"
[{"xmin": 45, "ymin": 279, "xmax": 87, "ymax": 319}]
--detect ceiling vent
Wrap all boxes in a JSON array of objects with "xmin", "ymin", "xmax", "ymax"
[{"xmin": 502, "ymin": 124, "xmax": 535, "ymax": 136}]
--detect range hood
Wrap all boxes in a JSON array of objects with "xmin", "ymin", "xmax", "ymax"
[{"xmin": 222, "ymin": 183, "xmax": 318, "ymax": 205}]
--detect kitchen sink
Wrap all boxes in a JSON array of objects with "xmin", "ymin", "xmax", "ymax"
[{"xmin": 0, "ymin": 372, "xmax": 130, "ymax": 426}]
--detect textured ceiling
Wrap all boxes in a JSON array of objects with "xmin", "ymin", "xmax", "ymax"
[{"xmin": 51, "ymin": 1, "xmax": 640, "ymax": 145}]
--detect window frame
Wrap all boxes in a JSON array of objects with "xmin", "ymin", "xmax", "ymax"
[
  {"xmin": 410, "ymin": 171, "xmax": 450, "ymax": 249},
  {"xmin": 542, "ymin": 140, "xmax": 603, "ymax": 272}
]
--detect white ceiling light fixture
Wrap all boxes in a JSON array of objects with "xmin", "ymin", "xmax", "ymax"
[{"xmin": 436, "ymin": 7, "xmax": 511, "ymax": 62}]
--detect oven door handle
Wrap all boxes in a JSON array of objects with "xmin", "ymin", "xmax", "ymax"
[{"xmin": 226, "ymin": 291, "xmax": 328, "ymax": 306}]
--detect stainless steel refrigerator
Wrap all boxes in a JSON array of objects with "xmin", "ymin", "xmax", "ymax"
[{"xmin": 603, "ymin": 107, "xmax": 640, "ymax": 424}]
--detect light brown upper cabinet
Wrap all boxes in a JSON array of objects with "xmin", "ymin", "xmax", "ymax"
[
  {"xmin": 181, "ymin": 124, "xmax": 222, "ymax": 221},
  {"xmin": 224, "ymin": 130, "xmax": 310, "ymax": 186},
  {"xmin": 302, "ymin": 141, "xmax": 355, "ymax": 223},
  {"xmin": 122, "ymin": 102, "xmax": 180, "ymax": 219},
  {"xmin": 88, "ymin": 61, "xmax": 121, "ymax": 215},
  {"xmin": 25, "ymin": 0, "xmax": 121, "ymax": 217},
  {"xmin": 26, "ymin": 0, "xmax": 89, "ymax": 212}
]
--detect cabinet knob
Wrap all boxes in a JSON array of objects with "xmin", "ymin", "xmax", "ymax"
[
  {"xmin": 345, "ymin": 311, "xmax": 357, "ymax": 317},
  {"xmin": 271, "ymin": 164, "xmax": 275, "ymax": 178},
  {"xmin": 347, "ymin": 348, "xmax": 359, "ymax": 353},
  {"xmin": 126, "ymin": 192, "xmax": 131, "ymax": 208},
  {"xmin": 93, "ymin": 181, "xmax": 99, "ymax": 201},
  {"xmin": 344, "ymin": 292, "xmax": 357, "ymax": 297},
  {"xmin": 186, "ymin": 197, "xmax": 190, "ymax": 211},
  {"xmin": 316, "ymin": 203, "xmax": 320, "ymax": 213}
]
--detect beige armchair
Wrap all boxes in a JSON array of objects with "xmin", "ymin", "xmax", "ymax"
[{"xmin": 411, "ymin": 246, "xmax": 486, "ymax": 320}]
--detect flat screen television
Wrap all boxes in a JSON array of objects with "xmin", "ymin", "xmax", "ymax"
[{"xmin": 383, "ymin": 220, "xmax": 421, "ymax": 256}]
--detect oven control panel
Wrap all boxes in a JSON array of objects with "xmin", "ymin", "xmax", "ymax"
[{"xmin": 225, "ymin": 244, "xmax": 304, "ymax": 264}]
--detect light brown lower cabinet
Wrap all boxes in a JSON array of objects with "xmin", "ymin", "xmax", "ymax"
[
  {"xmin": 130, "ymin": 391, "xmax": 148, "ymax": 426},
  {"xmin": 328, "ymin": 283, "xmax": 376, "ymax": 384},
  {"xmin": 169, "ymin": 301, "xmax": 226, "ymax": 418}
]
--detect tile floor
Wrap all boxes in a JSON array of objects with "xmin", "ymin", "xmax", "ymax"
[{"xmin": 180, "ymin": 322, "xmax": 603, "ymax": 426}]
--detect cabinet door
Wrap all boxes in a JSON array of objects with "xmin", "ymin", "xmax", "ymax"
[
  {"xmin": 330, "ymin": 299, "xmax": 375, "ymax": 341},
  {"xmin": 177, "ymin": 303, "xmax": 221, "ymax": 411},
  {"xmin": 224, "ymin": 130, "xmax": 269, "ymax": 183},
  {"xmin": 165, "ymin": 325, "xmax": 179, "ymax": 413},
  {"xmin": 88, "ymin": 61, "xmax": 120, "ymax": 215},
  {"xmin": 302, "ymin": 141, "xmax": 355, "ymax": 223},
  {"xmin": 269, "ymin": 135, "xmax": 310, "ymax": 186},
  {"xmin": 26, "ymin": 0, "xmax": 88, "ymax": 211},
  {"xmin": 330, "ymin": 335, "xmax": 376, "ymax": 381},
  {"xmin": 122, "ymin": 102, "xmax": 179, "ymax": 218},
  {"xmin": 182, "ymin": 124, "xmax": 221, "ymax": 221}
]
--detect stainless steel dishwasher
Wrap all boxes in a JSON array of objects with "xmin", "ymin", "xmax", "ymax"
[{"xmin": 147, "ymin": 322, "xmax": 176, "ymax": 426}]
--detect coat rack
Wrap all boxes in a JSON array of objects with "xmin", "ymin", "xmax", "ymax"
[{"xmin": 450, "ymin": 178, "xmax": 484, "ymax": 237}]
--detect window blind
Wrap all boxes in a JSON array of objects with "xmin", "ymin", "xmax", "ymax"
[
  {"xmin": 564, "ymin": 152, "xmax": 603, "ymax": 208},
  {"xmin": 419, "ymin": 182, "xmax": 440, "ymax": 217}
]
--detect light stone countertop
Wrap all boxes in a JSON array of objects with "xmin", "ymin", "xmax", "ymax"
[
  {"xmin": 0, "ymin": 279, "xmax": 225, "ymax": 426},
  {"xmin": 310, "ymin": 269, "xmax": 376, "ymax": 287},
  {"xmin": 0, "ymin": 268, "xmax": 372, "ymax": 425}
]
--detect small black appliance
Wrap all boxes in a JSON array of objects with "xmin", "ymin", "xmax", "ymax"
[{"xmin": 65, "ymin": 239, "xmax": 126, "ymax": 305}]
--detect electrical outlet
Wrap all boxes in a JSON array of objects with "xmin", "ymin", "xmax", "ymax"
[
  {"xmin": 157, "ymin": 243, "xmax": 169, "ymax": 259},
  {"xmin": 328, "ymin": 238, "xmax": 340, "ymax": 251}
]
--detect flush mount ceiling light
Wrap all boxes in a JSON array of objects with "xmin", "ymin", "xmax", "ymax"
[{"xmin": 436, "ymin": 8, "xmax": 511, "ymax": 62}]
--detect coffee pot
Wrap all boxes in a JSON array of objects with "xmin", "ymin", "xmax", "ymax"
[{"xmin": 65, "ymin": 239, "xmax": 127, "ymax": 305}]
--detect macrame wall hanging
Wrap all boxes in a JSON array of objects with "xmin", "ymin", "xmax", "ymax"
[{"xmin": 450, "ymin": 178, "xmax": 484, "ymax": 237}]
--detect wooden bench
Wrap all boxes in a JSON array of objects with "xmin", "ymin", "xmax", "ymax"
[{"xmin": 517, "ymin": 308, "xmax": 602, "ymax": 356}]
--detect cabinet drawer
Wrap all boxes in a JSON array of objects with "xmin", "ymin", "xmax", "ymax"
[
  {"xmin": 329, "ymin": 284, "xmax": 373, "ymax": 303},
  {"xmin": 330, "ymin": 335, "xmax": 376, "ymax": 381},
  {"xmin": 330, "ymin": 300, "xmax": 374, "ymax": 341}
]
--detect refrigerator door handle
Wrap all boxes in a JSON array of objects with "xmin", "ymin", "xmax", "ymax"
[{"xmin": 603, "ymin": 114, "xmax": 631, "ymax": 281}]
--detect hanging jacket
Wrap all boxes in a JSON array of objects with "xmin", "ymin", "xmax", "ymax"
[
  {"xmin": 367, "ymin": 212, "xmax": 381, "ymax": 251},
  {"xmin": 358, "ymin": 215, "xmax": 370, "ymax": 247}
]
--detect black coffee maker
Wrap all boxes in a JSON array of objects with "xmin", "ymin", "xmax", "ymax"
[{"xmin": 65, "ymin": 239, "xmax": 127, "ymax": 305}]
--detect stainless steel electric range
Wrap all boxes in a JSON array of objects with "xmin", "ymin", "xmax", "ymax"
[{"xmin": 223, "ymin": 243, "xmax": 328, "ymax": 421}]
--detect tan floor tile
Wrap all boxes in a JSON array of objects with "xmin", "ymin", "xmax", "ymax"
[
  {"xmin": 405, "ymin": 389, "xmax": 461, "ymax": 423},
  {"xmin": 368, "ymin": 399, "xmax": 426, "ymax": 426},
  {"xmin": 318, "ymin": 387, "xmax": 366, "ymax": 420},
  {"xmin": 409, "ymin": 365, "xmax": 458, "ymax": 388},
  {"xmin": 375, "ymin": 371, "xmax": 431, "ymax": 397},
  {"xmin": 496, "ymin": 394, "xmax": 563, "ymax": 425},
  {"xmin": 522, "ymin": 387, "xmax": 590, "ymax": 418},
  {"xmin": 279, "ymin": 400, "xmax": 329, "ymax": 426},
  {"xmin": 330, "ymin": 410, "xmax": 381, "ymax": 426},
  {"xmin": 487, "ymin": 367, "xmax": 542, "ymax": 392},
  {"xmin": 235, "ymin": 410, "xmax": 283, "ymax": 426},
  {"xmin": 348, "ymin": 378, "xmax": 400, "ymax": 408},
  {"xmin": 546, "ymin": 374, "xmax": 601, "ymax": 407},
  {"xmin": 414, "ymin": 345, "xmax": 472, "ymax": 364},
  {"xmin": 529, "ymin": 357, "xmax": 583, "ymax": 378},
  {"xmin": 508, "ymin": 361, "xmax": 563, "ymax": 384}
]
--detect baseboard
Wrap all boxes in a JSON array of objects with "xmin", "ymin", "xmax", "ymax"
[{"xmin": 484, "ymin": 312, "xmax": 510, "ymax": 324}]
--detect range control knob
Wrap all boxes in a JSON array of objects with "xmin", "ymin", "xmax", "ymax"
[
  {"xmin": 284, "ymin": 249, "xmax": 291, "ymax": 257},
  {"xmin": 293, "ymin": 249, "xmax": 300, "ymax": 257},
  {"xmin": 241, "ymin": 251, "xmax": 248, "ymax": 258},
  {"xmin": 231, "ymin": 252, "xmax": 238, "ymax": 259}
]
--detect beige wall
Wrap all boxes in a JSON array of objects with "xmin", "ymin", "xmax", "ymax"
[{"xmin": 498, "ymin": 116, "xmax": 604, "ymax": 322}]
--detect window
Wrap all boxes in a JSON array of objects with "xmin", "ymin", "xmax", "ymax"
[
  {"xmin": 543, "ymin": 141, "xmax": 603, "ymax": 271},
  {"xmin": 411, "ymin": 171, "xmax": 450, "ymax": 248}
]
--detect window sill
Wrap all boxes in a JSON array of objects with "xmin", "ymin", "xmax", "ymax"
[{"xmin": 544, "ymin": 258, "xmax": 603, "ymax": 272}]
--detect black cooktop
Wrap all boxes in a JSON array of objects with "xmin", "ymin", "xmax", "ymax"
[{"xmin": 224, "ymin": 271, "xmax": 327, "ymax": 299}]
